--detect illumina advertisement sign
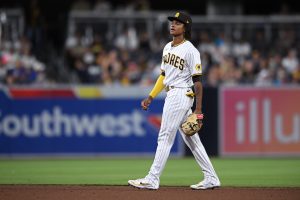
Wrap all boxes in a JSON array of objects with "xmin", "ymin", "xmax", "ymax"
[{"xmin": 220, "ymin": 86, "xmax": 300, "ymax": 156}]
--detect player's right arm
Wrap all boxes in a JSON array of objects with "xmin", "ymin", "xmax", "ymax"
[{"xmin": 141, "ymin": 71, "xmax": 165, "ymax": 110}]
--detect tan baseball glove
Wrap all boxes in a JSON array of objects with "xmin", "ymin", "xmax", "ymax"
[{"xmin": 181, "ymin": 113, "xmax": 204, "ymax": 136}]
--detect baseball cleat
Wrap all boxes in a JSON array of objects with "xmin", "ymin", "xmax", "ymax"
[
  {"xmin": 128, "ymin": 178, "xmax": 158, "ymax": 190},
  {"xmin": 190, "ymin": 179, "xmax": 221, "ymax": 190}
]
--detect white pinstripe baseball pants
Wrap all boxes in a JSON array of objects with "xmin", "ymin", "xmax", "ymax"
[{"xmin": 146, "ymin": 87, "xmax": 219, "ymax": 187}]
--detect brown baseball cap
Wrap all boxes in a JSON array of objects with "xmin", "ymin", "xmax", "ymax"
[{"xmin": 167, "ymin": 11, "xmax": 192, "ymax": 25}]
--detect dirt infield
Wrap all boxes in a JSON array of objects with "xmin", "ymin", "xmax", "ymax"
[{"xmin": 0, "ymin": 185, "xmax": 299, "ymax": 200}]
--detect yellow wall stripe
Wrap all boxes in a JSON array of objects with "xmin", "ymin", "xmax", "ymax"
[{"xmin": 76, "ymin": 87, "xmax": 102, "ymax": 98}]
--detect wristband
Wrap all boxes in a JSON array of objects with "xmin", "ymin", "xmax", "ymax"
[{"xmin": 196, "ymin": 114, "xmax": 204, "ymax": 120}]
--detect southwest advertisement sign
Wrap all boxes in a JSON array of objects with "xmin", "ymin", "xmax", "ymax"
[
  {"xmin": 0, "ymin": 87, "xmax": 183, "ymax": 156},
  {"xmin": 220, "ymin": 87, "xmax": 300, "ymax": 156}
]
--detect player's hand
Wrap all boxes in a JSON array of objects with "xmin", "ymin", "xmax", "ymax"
[
  {"xmin": 141, "ymin": 96, "xmax": 153, "ymax": 110},
  {"xmin": 193, "ymin": 110, "xmax": 203, "ymax": 128}
]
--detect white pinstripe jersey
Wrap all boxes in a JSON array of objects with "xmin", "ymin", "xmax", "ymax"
[{"xmin": 161, "ymin": 40, "xmax": 202, "ymax": 88}]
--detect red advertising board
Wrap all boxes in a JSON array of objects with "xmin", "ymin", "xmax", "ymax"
[{"xmin": 220, "ymin": 87, "xmax": 300, "ymax": 156}]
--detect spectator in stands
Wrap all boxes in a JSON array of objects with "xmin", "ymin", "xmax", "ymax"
[
  {"xmin": 74, "ymin": 58, "xmax": 90, "ymax": 83},
  {"xmin": 276, "ymin": 28, "xmax": 296, "ymax": 53},
  {"xmin": 61, "ymin": 10, "xmax": 300, "ymax": 86},
  {"xmin": 65, "ymin": 30, "xmax": 87, "ymax": 71},
  {"xmin": 240, "ymin": 59, "xmax": 255, "ymax": 84},
  {"xmin": 90, "ymin": 33, "xmax": 104, "ymax": 55},
  {"xmin": 107, "ymin": 49, "xmax": 123, "ymax": 83},
  {"xmin": 268, "ymin": 53, "xmax": 282, "ymax": 70},
  {"xmin": 274, "ymin": 67, "xmax": 290, "ymax": 85},
  {"xmin": 255, "ymin": 58, "xmax": 272, "ymax": 86},
  {"xmin": 114, "ymin": 26, "xmax": 139, "ymax": 51},
  {"xmin": 251, "ymin": 30, "xmax": 268, "ymax": 53},
  {"xmin": 233, "ymin": 67, "xmax": 243, "ymax": 85},
  {"xmin": 201, "ymin": 52, "xmax": 213, "ymax": 74},
  {"xmin": 122, "ymin": 61, "xmax": 142, "ymax": 85},
  {"xmin": 205, "ymin": 64, "xmax": 221, "ymax": 87},
  {"xmin": 95, "ymin": 50, "xmax": 109, "ymax": 84},
  {"xmin": 282, "ymin": 49, "xmax": 299, "ymax": 74},
  {"xmin": 0, "ymin": 35, "xmax": 46, "ymax": 85},
  {"xmin": 214, "ymin": 32, "xmax": 231, "ymax": 63},
  {"xmin": 6, "ymin": 59, "xmax": 28, "ymax": 84},
  {"xmin": 139, "ymin": 31, "xmax": 151, "ymax": 53},
  {"xmin": 82, "ymin": 48, "xmax": 95, "ymax": 67},
  {"xmin": 198, "ymin": 31, "xmax": 216, "ymax": 61},
  {"xmin": 292, "ymin": 64, "xmax": 300, "ymax": 84},
  {"xmin": 250, "ymin": 50, "xmax": 261, "ymax": 75},
  {"xmin": 150, "ymin": 31, "xmax": 168, "ymax": 56},
  {"xmin": 219, "ymin": 56, "xmax": 238, "ymax": 85},
  {"xmin": 232, "ymin": 36, "xmax": 251, "ymax": 65}
]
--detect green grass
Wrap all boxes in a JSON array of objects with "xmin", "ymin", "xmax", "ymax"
[{"xmin": 0, "ymin": 157, "xmax": 299, "ymax": 187}]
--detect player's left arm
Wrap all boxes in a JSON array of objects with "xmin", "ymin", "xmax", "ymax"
[
  {"xmin": 190, "ymin": 48, "xmax": 203, "ymax": 114},
  {"xmin": 193, "ymin": 76, "xmax": 203, "ymax": 114},
  {"xmin": 149, "ymin": 71, "xmax": 165, "ymax": 99},
  {"xmin": 141, "ymin": 71, "xmax": 165, "ymax": 110}
]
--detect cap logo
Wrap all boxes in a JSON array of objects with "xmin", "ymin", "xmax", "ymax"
[{"xmin": 175, "ymin": 12, "xmax": 180, "ymax": 17}]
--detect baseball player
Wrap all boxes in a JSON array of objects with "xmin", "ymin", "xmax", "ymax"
[{"xmin": 128, "ymin": 11, "xmax": 220, "ymax": 190}]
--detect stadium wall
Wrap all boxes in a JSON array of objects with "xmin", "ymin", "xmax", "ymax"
[{"xmin": 0, "ymin": 85, "xmax": 299, "ymax": 157}]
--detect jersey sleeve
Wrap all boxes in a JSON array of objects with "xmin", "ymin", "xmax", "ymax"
[
  {"xmin": 160, "ymin": 54, "xmax": 166, "ymax": 72},
  {"xmin": 160, "ymin": 46, "xmax": 167, "ymax": 72},
  {"xmin": 188, "ymin": 48, "xmax": 202, "ymax": 76}
]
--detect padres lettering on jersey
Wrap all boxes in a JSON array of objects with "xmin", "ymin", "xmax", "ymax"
[
  {"xmin": 161, "ymin": 40, "xmax": 202, "ymax": 88},
  {"xmin": 163, "ymin": 53, "xmax": 185, "ymax": 70}
]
